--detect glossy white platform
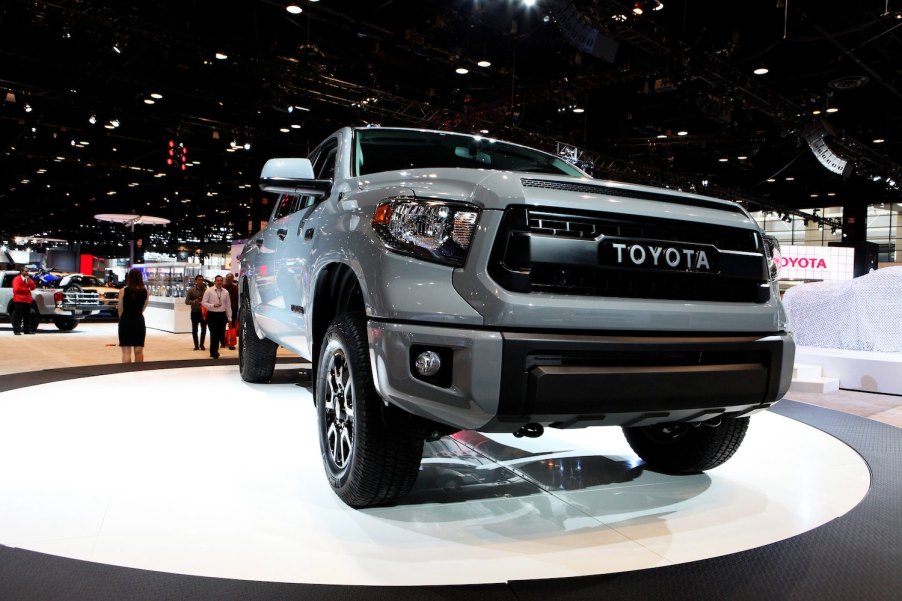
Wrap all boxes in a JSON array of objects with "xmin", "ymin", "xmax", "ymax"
[
  {"xmin": 0, "ymin": 365, "xmax": 870, "ymax": 586},
  {"xmin": 795, "ymin": 345, "xmax": 902, "ymax": 395}
]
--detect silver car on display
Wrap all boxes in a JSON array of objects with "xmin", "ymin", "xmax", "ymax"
[{"xmin": 239, "ymin": 127, "xmax": 795, "ymax": 508}]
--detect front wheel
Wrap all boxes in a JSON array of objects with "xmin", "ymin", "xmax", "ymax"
[
  {"xmin": 238, "ymin": 291, "xmax": 277, "ymax": 383},
  {"xmin": 317, "ymin": 313, "xmax": 425, "ymax": 508},
  {"xmin": 622, "ymin": 417, "xmax": 750, "ymax": 474},
  {"xmin": 53, "ymin": 317, "xmax": 79, "ymax": 331}
]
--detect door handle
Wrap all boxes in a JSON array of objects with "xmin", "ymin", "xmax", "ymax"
[
  {"xmin": 255, "ymin": 238, "xmax": 263, "ymax": 248},
  {"xmin": 277, "ymin": 228, "xmax": 288, "ymax": 241}
]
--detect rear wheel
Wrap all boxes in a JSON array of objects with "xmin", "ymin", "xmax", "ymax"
[
  {"xmin": 622, "ymin": 417, "xmax": 750, "ymax": 474},
  {"xmin": 53, "ymin": 317, "xmax": 79, "ymax": 331},
  {"xmin": 238, "ymin": 292, "xmax": 277, "ymax": 383},
  {"xmin": 28, "ymin": 306, "xmax": 41, "ymax": 332},
  {"xmin": 317, "ymin": 313, "xmax": 425, "ymax": 508}
]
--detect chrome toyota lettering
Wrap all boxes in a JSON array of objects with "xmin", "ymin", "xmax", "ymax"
[{"xmin": 613, "ymin": 242, "xmax": 711, "ymax": 271}]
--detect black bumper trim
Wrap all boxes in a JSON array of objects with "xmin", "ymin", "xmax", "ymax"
[{"xmin": 495, "ymin": 331, "xmax": 788, "ymax": 428}]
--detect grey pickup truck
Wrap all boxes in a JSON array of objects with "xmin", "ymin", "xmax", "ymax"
[{"xmin": 239, "ymin": 126, "xmax": 795, "ymax": 508}]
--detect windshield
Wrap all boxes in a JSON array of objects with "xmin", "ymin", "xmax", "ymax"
[{"xmin": 354, "ymin": 129, "xmax": 585, "ymax": 178}]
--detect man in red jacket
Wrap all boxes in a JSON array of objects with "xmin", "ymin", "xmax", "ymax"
[{"xmin": 12, "ymin": 266, "xmax": 36, "ymax": 335}]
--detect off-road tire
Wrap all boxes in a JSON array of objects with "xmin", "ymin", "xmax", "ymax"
[
  {"xmin": 622, "ymin": 417, "xmax": 750, "ymax": 474},
  {"xmin": 53, "ymin": 317, "xmax": 79, "ymax": 331},
  {"xmin": 238, "ymin": 291, "xmax": 277, "ymax": 383},
  {"xmin": 317, "ymin": 313, "xmax": 425, "ymax": 508},
  {"xmin": 28, "ymin": 305, "xmax": 41, "ymax": 332}
]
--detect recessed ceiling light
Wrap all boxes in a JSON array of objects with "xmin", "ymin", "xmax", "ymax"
[
  {"xmin": 785, "ymin": 176, "xmax": 795, "ymax": 181},
  {"xmin": 812, "ymin": 109, "xmax": 822, "ymax": 115},
  {"xmin": 455, "ymin": 67, "xmax": 468, "ymax": 74},
  {"xmin": 215, "ymin": 52, "xmax": 228, "ymax": 60},
  {"xmin": 677, "ymin": 130, "xmax": 688, "ymax": 136},
  {"xmin": 572, "ymin": 107, "xmax": 584, "ymax": 113},
  {"xmin": 286, "ymin": 5, "xmax": 302, "ymax": 14},
  {"xmin": 290, "ymin": 124, "xmax": 301, "ymax": 129},
  {"xmin": 657, "ymin": 134, "xmax": 668, "ymax": 139},
  {"xmin": 480, "ymin": 129, "xmax": 489, "ymax": 134},
  {"xmin": 737, "ymin": 155, "xmax": 747, "ymax": 160},
  {"xmin": 753, "ymin": 67, "xmax": 769, "ymax": 75},
  {"xmin": 826, "ymin": 107, "xmax": 839, "ymax": 113},
  {"xmin": 150, "ymin": 93, "xmax": 163, "ymax": 99},
  {"xmin": 144, "ymin": 98, "xmax": 155, "ymax": 104},
  {"xmin": 718, "ymin": 157, "xmax": 729, "ymax": 162},
  {"xmin": 873, "ymin": 138, "xmax": 885, "ymax": 143},
  {"xmin": 279, "ymin": 128, "xmax": 290, "ymax": 133},
  {"xmin": 477, "ymin": 60, "xmax": 491, "ymax": 68},
  {"xmin": 767, "ymin": 178, "xmax": 776, "ymax": 182}
]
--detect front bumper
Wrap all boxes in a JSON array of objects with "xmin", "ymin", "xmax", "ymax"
[{"xmin": 369, "ymin": 320, "xmax": 794, "ymax": 431}]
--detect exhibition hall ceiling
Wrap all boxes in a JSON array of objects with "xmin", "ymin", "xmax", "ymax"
[{"xmin": 1, "ymin": 0, "xmax": 901, "ymax": 253}]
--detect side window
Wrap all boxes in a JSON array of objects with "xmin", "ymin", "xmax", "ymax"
[
  {"xmin": 316, "ymin": 147, "xmax": 337, "ymax": 180},
  {"xmin": 299, "ymin": 138, "xmax": 339, "ymax": 209},
  {"xmin": 271, "ymin": 194, "xmax": 298, "ymax": 221}
]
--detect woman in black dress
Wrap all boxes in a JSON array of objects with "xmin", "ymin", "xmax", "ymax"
[{"xmin": 117, "ymin": 268, "xmax": 150, "ymax": 363}]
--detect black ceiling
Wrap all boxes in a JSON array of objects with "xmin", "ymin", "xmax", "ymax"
[{"xmin": 2, "ymin": 0, "xmax": 902, "ymax": 255}]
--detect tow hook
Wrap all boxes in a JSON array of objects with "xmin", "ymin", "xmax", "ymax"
[{"xmin": 513, "ymin": 423, "xmax": 544, "ymax": 438}]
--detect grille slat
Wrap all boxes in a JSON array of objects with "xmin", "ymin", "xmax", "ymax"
[{"xmin": 489, "ymin": 207, "xmax": 769, "ymax": 303}]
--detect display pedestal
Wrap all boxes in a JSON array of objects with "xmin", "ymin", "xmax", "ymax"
[{"xmin": 145, "ymin": 296, "xmax": 192, "ymax": 333}]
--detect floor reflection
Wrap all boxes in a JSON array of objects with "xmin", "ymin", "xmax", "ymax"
[{"xmin": 400, "ymin": 430, "xmax": 648, "ymax": 505}]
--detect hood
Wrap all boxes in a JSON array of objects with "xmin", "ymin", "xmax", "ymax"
[{"xmin": 355, "ymin": 169, "xmax": 759, "ymax": 231}]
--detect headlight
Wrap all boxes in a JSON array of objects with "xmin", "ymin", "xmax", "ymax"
[
  {"xmin": 763, "ymin": 234, "xmax": 782, "ymax": 281},
  {"xmin": 372, "ymin": 199, "xmax": 480, "ymax": 267}
]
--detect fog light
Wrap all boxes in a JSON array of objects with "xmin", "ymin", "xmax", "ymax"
[{"xmin": 415, "ymin": 350, "xmax": 442, "ymax": 377}]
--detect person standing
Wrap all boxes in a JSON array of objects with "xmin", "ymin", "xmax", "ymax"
[
  {"xmin": 223, "ymin": 272, "xmax": 239, "ymax": 350},
  {"xmin": 11, "ymin": 266, "xmax": 36, "ymax": 335},
  {"xmin": 201, "ymin": 274, "xmax": 231, "ymax": 359},
  {"xmin": 117, "ymin": 268, "xmax": 150, "ymax": 363},
  {"xmin": 185, "ymin": 275, "xmax": 207, "ymax": 350}
]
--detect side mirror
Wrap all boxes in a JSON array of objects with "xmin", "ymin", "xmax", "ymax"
[{"xmin": 259, "ymin": 158, "xmax": 332, "ymax": 197}]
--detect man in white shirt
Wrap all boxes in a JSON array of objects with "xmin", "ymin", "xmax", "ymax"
[{"xmin": 201, "ymin": 274, "xmax": 232, "ymax": 359}]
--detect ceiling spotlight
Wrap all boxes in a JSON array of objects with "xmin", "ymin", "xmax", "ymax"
[
  {"xmin": 812, "ymin": 109, "xmax": 822, "ymax": 115},
  {"xmin": 112, "ymin": 44, "xmax": 121, "ymax": 54},
  {"xmin": 24, "ymin": 103, "xmax": 32, "ymax": 113},
  {"xmin": 286, "ymin": 4, "xmax": 302, "ymax": 14},
  {"xmin": 753, "ymin": 66, "xmax": 769, "ymax": 75},
  {"xmin": 287, "ymin": 105, "xmax": 294, "ymax": 113},
  {"xmin": 477, "ymin": 60, "xmax": 491, "ymax": 68},
  {"xmin": 150, "ymin": 93, "xmax": 163, "ymax": 99},
  {"xmin": 767, "ymin": 178, "xmax": 776, "ymax": 182},
  {"xmin": 657, "ymin": 134, "xmax": 668, "ymax": 139},
  {"xmin": 719, "ymin": 157, "xmax": 729, "ymax": 162},
  {"xmin": 279, "ymin": 128, "xmax": 290, "ymax": 133},
  {"xmin": 873, "ymin": 138, "xmax": 885, "ymax": 144},
  {"xmin": 215, "ymin": 52, "xmax": 228, "ymax": 60},
  {"xmin": 455, "ymin": 67, "xmax": 469, "ymax": 74},
  {"xmin": 632, "ymin": 3, "xmax": 643, "ymax": 15},
  {"xmin": 826, "ymin": 107, "xmax": 839, "ymax": 113},
  {"xmin": 572, "ymin": 107, "xmax": 584, "ymax": 113},
  {"xmin": 737, "ymin": 155, "xmax": 748, "ymax": 160},
  {"xmin": 110, "ymin": 118, "xmax": 120, "ymax": 128},
  {"xmin": 290, "ymin": 123, "xmax": 301, "ymax": 129},
  {"xmin": 244, "ymin": 143, "xmax": 251, "ymax": 150},
  {"xmin": 677, "ymin": 130, "xmax": 688, "ymax": 136},
  {"xmin": 144, "ymin": 98, "xmax": 155, "ymax": 104}
]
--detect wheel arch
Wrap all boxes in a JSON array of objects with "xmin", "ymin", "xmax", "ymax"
[{"xmin": 310, "ymin": 263, "xmax": 365, "ymax": 392}]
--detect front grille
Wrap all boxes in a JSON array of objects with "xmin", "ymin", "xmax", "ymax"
[{"xmin": 488, "ymin": 206, "xmax": 769, "ymax": 303}]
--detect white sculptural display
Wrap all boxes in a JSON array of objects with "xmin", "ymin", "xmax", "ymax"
[{"xmin": 782, "ymin": 265, "xmax": 902, "ymax": 352}]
